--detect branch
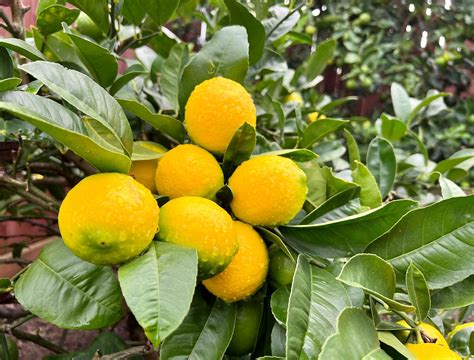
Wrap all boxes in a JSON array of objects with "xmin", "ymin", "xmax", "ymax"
[
  {"xmin": 0, "ymin": 257, "xmax": 32, "ymax": 265},
  {"xmin": 10, "ymin": 328, "xmax": 66, "ymax": 354},
  {"xmin": 10, "ymin": 0, "xmax": 30, "ymax": 40},
  {"xmin": 100, "ymin": 345, "xmax": 156, "ymax": 360},
  {"xmin": 61, "ymin": 151, "xmax": 98, "ymax": 176},
  {"xmin": 0, "ymin": 9, "xmax": 15, "ymax": 35},
  {"xmin": 0, "ymin": 306, "xmax": 29, "ymax": 320}
]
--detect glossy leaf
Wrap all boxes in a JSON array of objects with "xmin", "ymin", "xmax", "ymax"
[
  {"xmin": 380, "ymin": 114, "xmax": 407, "ymax": 142},
  {"xmin": 68, "ymin": 0, "xmax": 110, "ymax": 33},
  {"xmin": 438, "ymin": 174, "xmax": 465, "ymax": 198},
  {"xmin": 298, "ymin": 160, "xmax": 327, "ymax": 208},
  {"xmin": 271, "ymin": 285, "xmax": 290, "ymax": 326},
  {"xmin": 37, "ymin": 5, "xmax": 79, "ymax": 35},
  {"xmin": 271, "ymin": 324, "xmax": 286, "ymax": 357},
  {"xmin": 109, "ymin": 63, "xmax": 147, "ymax": 96},
  {"xmin": 257, "ymin": 227, "xmax": 296, "ymax": 262},
  {"xmin": 286, "ymin": 255, "xmax": 351, "ymax": 359},
  {"xmin": 367, "ymin": 137, "xmax": 396, "ymax": 198},
  {"xmin": 406, "ymin": 263, "xmax": 430, "ymax": 321},
  {"xmin": 179, "ymin": 26, "xmax": 249, "ymax": 110},
  {"xmin": 118, "ymin": 242, "xmax": 198, "ymax": 347},
  {"xmin": 14, "ymin": 240, "xmax": 123, "ymax": 329},
  {"xmin": 303, "ymin": 39, "xmax": 336, "ymax": 82},
  {"xmin": 279, "ymin": 199, "xmax": 417, "ymax": 258},
  {"xmin": 448, "ymin": 323, "xmax": 474, "ymax": 356},
  {"xmin": 161, "ymin": 43, "xmax": 189, "ymax": 113},
  {"xmin": 222, "ymin": 123, "xmax": 256, "ymax": 178},
  {"xmin": 431, "ymin": 275, "xmax": 474, "ymax": 309},
  {"xmin": 377, "ymin": 332, "xmax": 416, "ymax": 360},
  {"xmin": 0, "ymin": 91, "xmax": 131, "ymax": 173},
  {"xmin": 433, "ymin": 149, "xmax": 474, "ymax": 174},
  {"xmin": 352, "ymin": 160, "xmax": 382, "ymax": 209},
  {"xmin": 0, "ymin": 47, "xmax": 13, "ymax": 80},
  {"xmin": 0, "ymin": 38, "xmax": 47, "ymax": 61},
  {"xmin": 263, "ymin": 5, "xmax": 300, "ymax": 42},
  {"xmin": 391, "ymin": 82, "xmax": 411, "ymax": 122},
  {"xmin": 367, "ymin": 195, "xmax": 474, "ymax": 289},
  {"xmin": 21, "ymin": 61, "xmax": 133, "ymax": 156},
  {"xmin": 0, "ymin": 77, "xmax": 21, "ymax": 92},
  {"xmin": 301, "ymin": 118, "xmax": 348, "ymax": 148},
  {"xmin": 137, "ymin": 0, "xmax": 179, "ymax": 26}
]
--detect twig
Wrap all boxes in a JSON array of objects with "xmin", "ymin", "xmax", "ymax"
[
  {"xmin": 117, "ymin": 31, "xmax": 161, "ymax": 55},
  {"xmin": 0, "ymin": 9, "xmax": 15, "ymax": 35},
  {"xmin": 0, "ymin": 257, "xmax": 32, "ymax": 265},
  {"xmin": 100, "ymin": 344, "xmax": 156, "ymax": 360},
  {"xmin": 61, "ymin": 151, "xmax": 98, "ymax": 176},
  {"xmin": 9, "ymin": 328, "xmax": 66, "ymax": 354},
  {"xmin": 0, "ymin": 306, "xmax": 29, "ymax": 320},
  {"xmin": 10, "ymin": 0, "xmax": 29, "ymax": 40}
]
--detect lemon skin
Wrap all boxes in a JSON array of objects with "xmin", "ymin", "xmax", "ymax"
[
  {"xmin": 405, "ymin": 343, "xmax": 461, "ymax": 359},
  {"xmin": 397, "ymin": 320, "xmax": 448, "ymax": 346}
]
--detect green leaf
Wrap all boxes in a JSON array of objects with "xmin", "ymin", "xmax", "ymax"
[
  {"xmin": 160, "ymin": 294, "xmax": 237, "ymax": 360},
  {"xmin": 222, "ymin": 123, "xmax": 256, "ymax": 178},
  {"xmin": 344, "ymin": 53, "xmax": 360, "ymax": 64},
  {"xmin": 380, "ymin": 114, "xmax": 407, "ymax": 142},
  {"xmin": 286, "ymin": 255, "xmax": 352, "ymax": 359},
  {"xmin": 433, "ymin": 149, "xmax": 474, "ymax": 174},
  {"xmin": 406, "ymin": 91, "xmax": 448, "ymax": 126},
  {"xmin": 161, "ymin": 43, "xmax": 189, "ymax": 113},
  {"xmin": 448, "ymin": 323, "xmax": 474, "ymax": 357},
  {"xmin": 344, "ymin": 129, "xmax": 360, "ymax": 170},
  {"xmin": 14, "ymin": 240, "xmax": 123, "ymax": 329},
  {"xmin": 21, "ymin": 61, "xmax": 133, "ymax": 156},
  {"xmin": 367, "ymin": 137, "xmax": 396, "ymax": 199},
  {"xmin": 408, "ymin": 130, "xmax": 429, "ymax": 165},
  {"xmin": 64, "ymin": 27, "xmax": 118, "ymax": 87},
  {"xmin": 37, "ymin": 5, "xmax": 79, "ymax": 35},
  {"xmin": 118, "ymin": 242, "xmax": 197, "ymax": 347},
  {"xmin": 319, "ymin": 308, "xmax": 388, "ymax": 360},
  {"xmin": 117, "ymin": 98, "xmax": 185, "ymax": 143},
  {"xmin": 138, "ymin": 0, "xmax": 179, "ymax": 25},
  {"xmin": 122, "ymin": 0, "xmax": 146, "ymax": 25},
  {"xmin": 0, "ymin": 91, "xmax": 131, "ymax": 173},
  {"xmin": 352, "ymin": 160, "xmax": 382, "ymax": 209},
  {"xmin": 301, "ymin": 118, "xmax": 348, "ymax": 148},
  {"xmin": 391, "ymin": 83, "xmax": 411, "ymax": 122},
  {"xmin": 320, "ymin": 96, "xmax": 357, "ymax": 113},
  {"xmin": 338, "ymin": 254, "xmax": 414, "ymax": 312},
  {"xmin": 303, "ymin": 39, "xmax": 336, "ymax": 82},
  {"xmin": 377, "ymin": 332, "xmax": 416, "ymax": 360},
  {"xmin": 263, "ymin": 5, "xmax": 300, "ymax": 42},
  {"xmin": 271, "ymin": 323, "xmax": 286, "ymax": 357},
  {"xmin": 367, "ymin": 195, "xmax": 474, "ymax": 289},
  {"xmin": 0, "ymin": 38, "xmax": 47, "ymax": 61},
  {"xmin": 131, "ymin": 141, "xmax": 166, "ymax": 161},
  {"xmin": 68, "ymin": 0, "xmax": 110, "ymax": 33},
  {"xmin": 279, "ymin": 199, "xmax": 417, "ymax": 258},
  {"xmin": 406, "ymin": 263, "xmax": 430, "ymax": 321},
  {"xmin": 271, "ymin": 285, "xmax": 290, "ymax": 326},
  {"xmin": 179, "ymin": 26, "xmax": 249, "ymax": 111},
  {"xmin": 258, "ymin": 149, "xmax": 317, "ymax": 162},
  {"xmin": 257, "ymin": 227, "xmax": 296, "ymax": 263},
  {"xmin": 225, "ymin": 0, "xmax": 265, "ymax": 65},
  {"xmin": 438, "ymin": 174, "xmax": 465, "ymax": 199},
  {"xmin": 298, "ymin": 160, "xmax": 327, "ymax": 208},
  {"xmin": 0, "ymin": 78, "xmax": 22, "ymax": 92},
  {"xmin": 109, "ymin": 64, "xmax": 147, "ymax": 96},
  {"xmin": 431, "ymin": 275, "xmax": 474, "ymax": 309},
  {"xmin": 0, "ymin": 47, "xmax": 13, "ymax": 80}
]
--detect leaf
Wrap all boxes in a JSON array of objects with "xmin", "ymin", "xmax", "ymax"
[
  {"xmin": 438, "ymin": 174, "xmax": 465, "ymax": 199},
  {"xmin": 337, "ymin": 254, "xmax": 414, "ymax": 312},
  {"xmin": 160, "ymin": 294, "xmax": 237, "ymax": 360},
  {"xmin": 448, "ymin": 323, "xmax": 474, "ymax": 357},
  {"xmin": 225, "ymin": 0, "xmax": 265, "ymax": 65},
  {"xmin": 271, "ymin": 285, "xmax": 290, "ymax": 326},
  {"xmin": 131, "ymin": 141, "xmax": 166, "ymax": 161},
  {"xmin": 0, "ymin": 38, "xmax": 47, "ymax": 61},
  {"xmin": 14, "ymin": 240, "xmax": 123, "ymax": 329},
  {"xmin": 320, "ymin": 96, "xmax": 357, "ymax": 113},
  {"xmin": 377, "ymin": 332, "xmax": 416, "ymax": 360},
  {"xmin": 286, "ymin": 255, "xmax": 352, "ymax": 359},
  {"xmin": 118, "ymin": 242, "xmax": 197, "ymax": 347},
  {"xmin": 109, "ymin": 64, "xmax": 147, "ymax": 96},
  {"xmin": 222, "ymin": 123, "xmax": 256, "ymax": 178},
  {"xmin": 406, "ymin": 91, "xmax": 448, "ymax": 126},
  {"xmin": 259, "ymin": 149, "xmax": 317, "ymax": 162},
  {"xmin": 367, "ymin": 137, "xmax": 396, "ymax": 199},
  {"xmin": 68, "ymin": 0, "xmax": 110, "ymax": 33},
  {"xmin": 160, "ymin": 43, "xmax": 189, "ymax": 113},
  {"xmin": 408, "ymin": 130, "xmax": 429, "ymax": 165},
  {"xmin": 179, "ymin": 26, "xmax": 249, "ymax": 111},
  {"xmin": 406, "ymin": 263, "xmax": 430, "ymax": 321},
  {"xmin": 137, "ymin": 0, "xmax": 179, "ymax": 26},
  {"xmin": 0, "ymin": 91, "xmax": 131, "ymax": 173},
  {"xmin": 298, "ymin": 160, "xmax": 327, "ymax": 207},
  {"xmin": 319, "ymin": 308, "xmax": 388, "ymax": 360},
  {"xmin": 37, "ymin": 5, "xmax": 79, "ymax": 35},
  {"xmin": 380, "ymin": 114, "xmax": 407, "ymax": 142},
  {"xmin": 344, "ymin": 129, "xmax": 360, "ymax": 170},
  {"xmin": 0, "ymin": 78, "xmax": 22, "ymax": 92},
  {"xmin": 117, "ymin": 98, "xmax": 185, "ymax": 143},
  {"xmin": 257, "ymin": 227, "xmax": 296, "ymax": 262},
  {"xmin": 271, "ymin": 324, "xmax": 286, "ymax": 357},
  {"xmin": 0, "ymin": 47, "xmax": 13, "ymax": 80},
  {"xmin": 433, "ymin": 149, "xmax": 474, "ymax": 174},
  {"xmin": 122, "ymin": 0, "xmax": 146, "ymax": 25},
  {"xmin": 279, "ymin": 199, "xmax": 417, "ymax": 258},
  {"xmin": 263, "ymin": 5, "xmax": 301, "ymax": 42},
  {"xmin": 352, "ymin": 161, "xmax": 382, "ymax": 209},
  {"xmin": 301, "ymin": 118, "xmax": 348, "ymax": 148},
  {"xmin": 431, "ymin": 275, "xmax": 474, "ymax": 309},
  {"xmin": 21, "ymin": 61, "xmax": 133, "ymax": 156},
  {"xmin": 367, "ymin": 195, "xmax": 474, "ymax": 289},
  {"xmin": 391, "ymin": 83, "xmax": 411, "ymax": 122},
  {"xmin": 64, "ymin": 27, "xmax": 118, "ymax": 88},
  {"xmin": 303, "ymin": 39, "xmax": 336, "ymax": 82}
]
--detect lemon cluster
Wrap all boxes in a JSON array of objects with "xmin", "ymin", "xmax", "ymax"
[{"xmin": 58, "ymin": 77, "xmax": 307, "ymax": 302}]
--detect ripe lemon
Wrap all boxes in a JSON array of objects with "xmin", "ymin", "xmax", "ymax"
[
  {"xmin": 158, "ymin": 196, "xmax": 237, "ymax": 279},
  {"xmin": 228, "ymin": 155, "xmax": 307, "ymax": 226},
  {"xmin": 203, "ymin": 221, "xmax": 269, "ymax": 302},
  {"xmin": 397, "ymin": 320, "xmax": 448, "ymax": 346},
  {"xmin": 405, "ymin": 343, "xmax": 461, "ymax": 359},
  {"xmin": 307, "ymin": 111, "xmax": 327, "ymax": 122},
  {"xmin": 155, "ymin": 144, "xmax": 224, "ymax": 199},
  {"xmin": 129, "ymin": 142, "xmax": 167, "ymax": 193},
  {"xmin": 268, "ymin": 245, "xmax": 296, "ymax": 287},
  {"xmin": 284, "ymin": 92, "xmax": 303, "ymax": 105},
  {"xmin": 185, "ymin": 77, "xmax": 256, "ymax": 155},
  {"xmin": 58, "ymin": 173, "xmax": 159, "ymax": 265}
]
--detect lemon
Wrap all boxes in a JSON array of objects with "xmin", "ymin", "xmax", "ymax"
[
  {"xmin": 155, "ymin": 144, "xmax": 224, "ymax": 200},
  {"xmin": 58, "ymin": 173, "xmax": 159, "ymax": 265},
  {"xmin": 405, "ymin": 343, "xmax": 461, "ymax": 359},
  {"xmin": 397, "ymin": 320, "xmax": 448, "ymax": 346},
  {"xmin": 307, "ymin": 111, "xmax": 327, "ymax": 123},
  {"xmin": 268, "ymin": 245, "xmax": 296, "ymax": 287},
  {"xmin": 158, "ymin": 196, "xmax": 237, "ymax": 279},
  {"xmin": 284, "ymin": 92, "xmax": 303, "ymax": 105},
  {"xmin": 129, "ymin": 142, "xmax": 166, "ymax": 193},
  {"xmin": 185, "ymin": 77, "xmax": 256, "ymax": 155},
  {"xmin": 203, "ymin": 221, "xmax": 269, "ymax": 302},
  {"xmin": 228, "ymin": 155, "xmax": 307, "ymax": 226}
]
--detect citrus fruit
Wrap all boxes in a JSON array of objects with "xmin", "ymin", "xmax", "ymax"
[
  {"xmin": 185, "ymin": 77, "xmax": 256, "ymax": 155},
  {"xmin": 129, "ymin": 142, "xmax": 167, "ymax": 193},
  {"xmin": 396, "ymin": 320, "xmax": 448, "ymax": 346},
  {"xmin": 203, "ymin": 221, "xmax": 269, "ymax": 302},
  {"xmin": 158, "ymin": 196, "xmax": 237, "ymax": 279},
  {"xmin": 405, "ymin": 343, "xmax": 461, "ymax": 360},
  {"xmin": 284, "ymin": 92, "xmax": 304, "ymax": 105},
  {"xmin": 58, "ymin": 173, "xmax": 159, "ymax": 265},
  {"xmin": 75, "ymin": 12, "xmax": 104, "ymax": 42},
  {"xmin": 307, "ymin": 111, "xmax": 327, "ymax": 122},
  {"xmin": 268, "ymin": 245, "xmax": 296, "ymax": 287},
  {"xmin": 228, "ymin": 155, "xmax": 307, "ymax": 226},
  {"xmin": 226, "ymin": 296, "xmax": 264, "ymax": 356},
  {"xmin": 155, "ymin": 144, "xmax": 224, "ymax": 200}
]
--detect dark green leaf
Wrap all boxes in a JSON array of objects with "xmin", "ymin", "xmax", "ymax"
[
  {"xmin": 431, "ymin": 275, "xmax": 474, "ymax": 309},
  {"xmin": 0, "ymin": 38, "xmax": 47, "ymax": 61},
  {"xmin": 68, "ymin": 0, "xmax": 110, "ymax": 33},
  {"xmin": 301, "ymin": 118, "xmax": 348, "ymax": 148},
  {"xmin": 391, "ymin": 83, "xmax": 411, "ymax": 122},
  {"xmin": 137, "ymin": 0, "xmax": 179, "ymax": 26},
  {"xmin": 303, "ymin": 39, "xmax": 336, "ymax": 82},
  {"xmin": 352, "ymin": 160, "xmax": 382, "ymax": 209},
  {"xmin": 279, "ymin": 199, "xmax": 417, "ymax": 258},
  {"xmin": 0, "ymin": 278, "xmax": 12, "ymax": 292},
  {"xmin": 271, "ymin": 285, "xmax": 290, "ymax": 326},
  {"xmin": 222, "ymin": 123, "xmax": 256, "ymax": 178},
  {"xmin": 0, "ymin": 47, "xmax": 13, "ymax": 80},
  {"xmin": 380, "ymin": 114, "xmax": 407, "ymax": 142},
  {"xmin": 14, "ymin": 240, "xmax": 123, "ymax": 329},
  {"xmin": 122, "ymin": 0, "xmax": 146, "ymax": 25},
  {"xmin": 160, "ymin": 43, "xmax": 189, "ymax": 113},
  {"xmin": 367, "ymin": 137, "xmax": 396, "ymax": 199},
  {"xmin": 0, "ymin": 78, "xmax": 22, "ymax": 92},
  {"xmin": 406, "ymin": 263, "xmax": 430, "ymax": 321},
  {"xmin": 37, "ymin": 5, "xmax": 79, "ymax": 35},
  {"xmin": 109, "ymin": 64, "xmax": 147, "ymax": 96},
  {"xmin": 259, "ymin": 149, "xmax": 317, "ymax": 162}
]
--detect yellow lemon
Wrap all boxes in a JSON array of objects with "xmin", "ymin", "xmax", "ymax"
[
  {"xmin": 155, "ymin": 144, "xmax": 224, "ymax": 199},
  {"xmin": 158, "ymin": 196, "xmax": 237, "ymax": 279},
  {"xmin": 307, "ymin": 111, "xmax": 327, "ymax": 122},
  {"xmin": 284, "ymin": 92, "xmax": 303, "ymax": 105},
  {"xmin": 58, "ymin": 173, "xmax": 159, "ymax": 265},
  {"xmin": 397, "ymin": 320, "xmax": 448, "ymax": 346},
  {"xmin": 185, "ymin": 77, "xmax": 256, "ymax": 155},
  {"xmin": 228, "ymin": 155, "xmax": 307, "ymax": 226},
  {"xmin": 405, "ymin": 343, "xmax": 461, "ymax": 359},
  {"xmin": 203, "ymin": 221, "xmax": 269, "ymax": 302},
  {"xmin": 129, "ymin": 142, "xmax": 167, "ymax": 193}
]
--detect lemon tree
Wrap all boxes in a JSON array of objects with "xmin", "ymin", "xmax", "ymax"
[{"xmin": 0, "ymin": 0, "xmax": 473, "ymax": 359}]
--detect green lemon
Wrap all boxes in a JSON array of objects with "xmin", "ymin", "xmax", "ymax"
[{"xmin": 269, "ymin": 245, "xmax": 296, "ymax": 287}]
